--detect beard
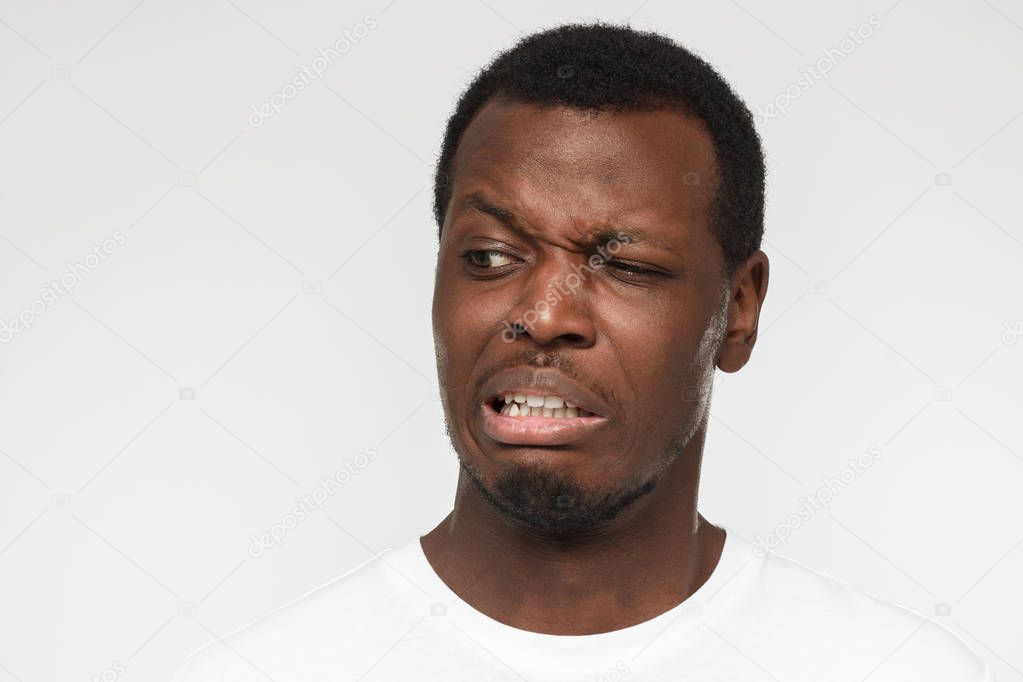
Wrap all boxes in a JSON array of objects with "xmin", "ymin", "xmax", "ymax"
[
  {"xmin": 443, "ymin": 373, "xmax": 705, "ymax": 535},
  {"xmin": 458, "ymin": 456, "xmax": 660, "ymax": 535}
]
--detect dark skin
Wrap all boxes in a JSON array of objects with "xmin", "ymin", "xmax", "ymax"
[{"xmin": 423, "ymin": 98, "xmax": 769, "ymax": 635}]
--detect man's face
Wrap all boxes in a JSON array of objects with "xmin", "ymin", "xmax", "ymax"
[{"xmin": 432, "ymin": 99, "xmax": 734, "ymax": 533}]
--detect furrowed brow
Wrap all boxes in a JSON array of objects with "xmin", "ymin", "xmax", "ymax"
[
  {"xmin": 456, "ymin": 192, "xmax": 677, "ymax": 252},
  {"xmin": 571, "ymin": 226, "xmax": 675, "ymax": 252}
]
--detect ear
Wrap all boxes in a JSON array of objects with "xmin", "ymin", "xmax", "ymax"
[{"xmin": 717, "ymin": 250, "xmax": 769, "ymax": 373}]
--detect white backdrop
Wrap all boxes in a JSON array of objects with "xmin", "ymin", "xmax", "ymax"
[{"xmin": 1, "ymin": 0, "xmax": 1021, "ymax": 679}]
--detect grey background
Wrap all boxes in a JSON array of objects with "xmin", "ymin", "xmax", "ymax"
[{"xmin": 0, "ymin": 0, "xmax": 1020, "ymax": 680}]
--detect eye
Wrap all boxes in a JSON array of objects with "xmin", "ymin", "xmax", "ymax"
[
  {"xmin": 461, "ymin": 249, "xmax": 519, "ymax": 271},
  {"xmin": 606, "ymin": 260, "xmax": 653, "ymax": 275},
  {"xmin": 604, "ymin": 259, "xmax": 662, "ymax": 280}
]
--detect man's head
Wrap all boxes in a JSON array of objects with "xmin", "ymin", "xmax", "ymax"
[{"xmin": 430, "ymin": 23, "xmax": 769, "ymax": 535}]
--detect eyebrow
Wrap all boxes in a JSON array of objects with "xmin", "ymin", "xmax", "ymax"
[
  {"xmin": 461, "ymin": 192, "xmax": 519, "ymax": 230},
  {"xmin": 456, "ymin": 191, "xmax": 677, "ymax": 252}
]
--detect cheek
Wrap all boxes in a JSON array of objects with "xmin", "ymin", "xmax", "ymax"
[
  {"xmin": 432, "ymin": 273, "xmax": 462, "ymax": 389},
  {"xmin": 613, "ymin": 310, "xmax": 710, "ymax": 412},
  {"xmin": 432, "ymin": 271, "xmax": 511, "ymax": 389},
  {"xmin": 437, "ymin": 276, "xmax": 513, "ymax": 346}
]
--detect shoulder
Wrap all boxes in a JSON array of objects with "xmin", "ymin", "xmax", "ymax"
[
  {"xmin": 168, "ymin": 542, "xmax": 431, "ymax": 681},
  {"xmin": 721, "ymin": 535, "xmax": 993, "ymax": 681}
]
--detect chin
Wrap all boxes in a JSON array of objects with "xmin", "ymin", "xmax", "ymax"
[{"xmin": 460, "ymin": 456, "xmax": 658, "ymax": 534}]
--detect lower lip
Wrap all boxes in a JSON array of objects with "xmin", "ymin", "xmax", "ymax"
[{"xmin": 480, "ymin": 401, "xmax": 608, "ymax": 446}]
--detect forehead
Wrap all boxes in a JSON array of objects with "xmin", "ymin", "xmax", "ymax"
[{"xmin": 446, "ymin": 99, "xmax": 719, "ymax": 249}]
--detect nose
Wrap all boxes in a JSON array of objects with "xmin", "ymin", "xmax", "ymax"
[{"xmin": 503, "ymin": 254, "xmax": 597, "ymax": 348}]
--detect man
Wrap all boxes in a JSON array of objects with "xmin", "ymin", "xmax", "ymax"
[{"xmin": 172, "ymin": 23, "xmax": 993, "ymax": 681}]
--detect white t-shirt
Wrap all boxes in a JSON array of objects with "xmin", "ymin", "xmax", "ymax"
[{"xmin": 170, "ymin": 526, "xmax": 993, "ymax": 681}]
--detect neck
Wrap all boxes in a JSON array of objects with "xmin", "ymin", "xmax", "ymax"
[{"xmin": 420, "ymin": 427, "xmax": 725, "ymax": 635}]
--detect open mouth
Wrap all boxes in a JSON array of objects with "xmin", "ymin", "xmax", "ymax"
[{"xmin": 488, "ymin": 392, "xmax": 598, "ymax": 419}]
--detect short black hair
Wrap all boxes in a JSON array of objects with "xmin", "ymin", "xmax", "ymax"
[{"xmin": 432, "ymin": 22, "xmax": 766, "ymax": 279}]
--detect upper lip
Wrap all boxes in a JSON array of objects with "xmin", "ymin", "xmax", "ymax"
[{"xmin": 480, "ymin": 367, "xmax": 611, "ymax": 418}]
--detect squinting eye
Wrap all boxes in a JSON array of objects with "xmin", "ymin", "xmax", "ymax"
[
  {"xmin": 606, "ymin": 260, "xmax": 656, "ymax": 277},
  {"xmin": 462, "ymin": 249, "xmax": 517, "ymax": 269}
]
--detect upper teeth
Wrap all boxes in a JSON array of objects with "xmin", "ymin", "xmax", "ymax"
[{"xmin": 497, "ymin": 393, "xmax": 591, "ymax": 418}]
